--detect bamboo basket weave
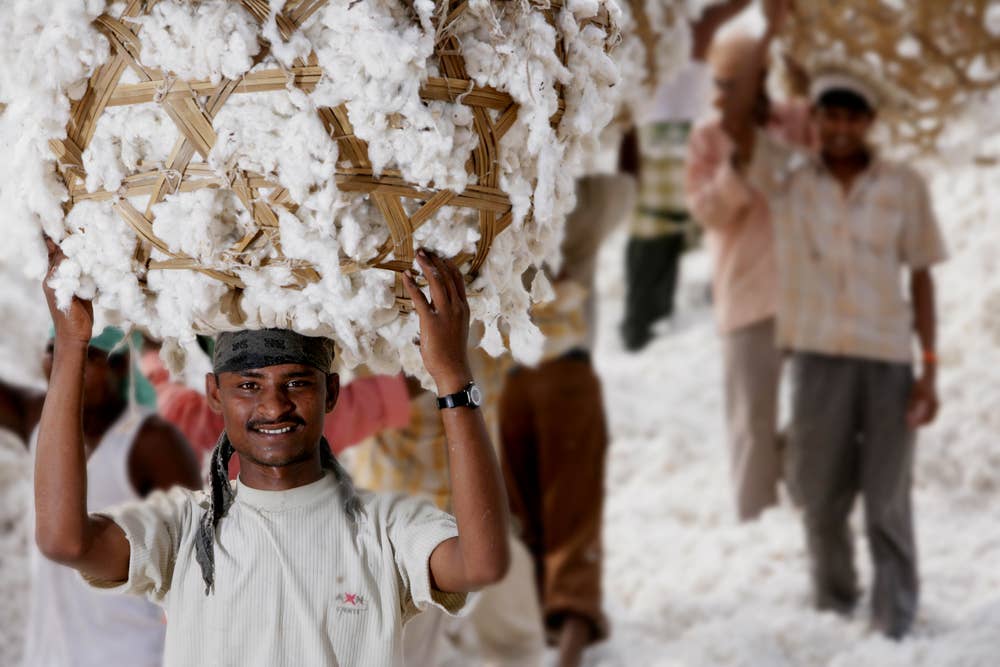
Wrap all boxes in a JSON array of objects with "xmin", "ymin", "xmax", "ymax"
[
  {"xmin": 784, "ymin": 0, "xmax": 1000, "ymax": 153},
  {"xmin": 49, "ymin": 0, "xmax": 612, "ymax": 325}
]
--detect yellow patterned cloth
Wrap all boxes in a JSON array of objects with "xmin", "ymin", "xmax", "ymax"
[
  {"xmin": 631, "ymin": 121, "xmax": 694, "ymax": 239},
  {"xmin": 349, "ymin": 349, "xmax": 510, "ymax": 511}
]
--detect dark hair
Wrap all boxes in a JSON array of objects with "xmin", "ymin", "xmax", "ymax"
[{"xmin": 816, "ymin": 88, "xmax": 874, "ymax": 115}]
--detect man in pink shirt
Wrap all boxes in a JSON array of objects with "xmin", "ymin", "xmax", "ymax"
[
  {"xmin": 685, "ymin": 4, "xmax": 812, "ymax": 520},
  {"xmin": 142, "ymin": 346, "xmax": 411, "ymax": 477}
]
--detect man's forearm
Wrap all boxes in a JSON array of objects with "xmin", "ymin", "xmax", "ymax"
[
  {"xmin": 439, "ymin": 402, "xmax": 510, "ymax": 589},
  {"xmin": 911, "ymin": 269, "xmax": 937, "ymax": 372},
  {"xmin": 34, "ymin": 339, "xmax": 92, "ymax": 561}
]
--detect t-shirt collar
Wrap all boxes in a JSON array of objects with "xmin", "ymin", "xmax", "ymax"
[{"xmin": 235, "ymin": 471, "xmax": 336, "ymax": 511}]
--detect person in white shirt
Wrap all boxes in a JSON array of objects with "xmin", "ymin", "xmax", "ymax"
[
  {"xmin": 33, "ymin": 238, "xmax": 511, "ymax": 667},
  {"xmin": 0, "ymin": 326, "xmax": 200, "ymax": 667}
]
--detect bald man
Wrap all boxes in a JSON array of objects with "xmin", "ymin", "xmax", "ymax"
[{"xmin": 684, "ymin": 6, "xmax": 814, "ymax": 520}]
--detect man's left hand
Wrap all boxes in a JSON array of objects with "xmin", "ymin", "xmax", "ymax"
[
  {"xmin": 402, "ymin": 249, "xmax": 473, "ymax": 395},
  {"xmin": 907, "ymin": 374, "xmax": 939, "ymax": 429}
]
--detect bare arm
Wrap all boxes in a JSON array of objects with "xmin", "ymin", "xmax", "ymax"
[
  {"xmin": 35, "ymin": 239, "xmax": 130, "ymax": 582},
  {"xmin": 691, "ymin": 0, "xmax": 753, "ymax": 61},
  {"xmin": 907, "ymin": 268, "xmax": 938, "ymax": 428},
  {"xmin": 403, "ymin": 250, "xmax": 511, "ymax": 592}
]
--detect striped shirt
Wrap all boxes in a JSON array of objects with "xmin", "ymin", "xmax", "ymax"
[
  {"xmin": 83, "ymin": 473, "xmax": 467, "ymax": 666},
  {"xmin": 747, "ymin": 132, "xmax": 947, "ymax": 363}
]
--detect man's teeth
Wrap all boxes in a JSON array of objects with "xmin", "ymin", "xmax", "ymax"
[{"xmin": 256, "ymin": 426, "xmax": 293, "ymax": 434}]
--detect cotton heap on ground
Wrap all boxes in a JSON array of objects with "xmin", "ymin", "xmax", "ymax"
[{"xmin": 0, "ymin": 0, "xmax": 623, "ymax": 376}]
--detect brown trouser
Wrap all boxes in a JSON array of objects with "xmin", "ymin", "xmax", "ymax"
[
  {"xmin": 787, "ymin": 352, "xmax": 917, "ymax": 638},
  {"xmin": 499, "ymin": 353, "xmax": 608, "ymax": 643},
  {"xmin": 722, "ymin": 318, "xmax": 783, "ymax": 520}
]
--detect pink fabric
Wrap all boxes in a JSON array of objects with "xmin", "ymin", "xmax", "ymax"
[
  {"xmin": 141, "ymin": 351, "xmax": 410, "ymax": 478},
  {"xmin": 686, "ymin": 101, "xmax": 815, "ymax": 333}
]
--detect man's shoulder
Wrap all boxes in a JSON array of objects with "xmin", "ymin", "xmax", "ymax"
[
  {"xmin": 873, "ymin": 159, "xmax": 928, "ymax": 189},
  {"xmin": 360, "ymin": 489, "xmax": 452, "ymax": 526}
]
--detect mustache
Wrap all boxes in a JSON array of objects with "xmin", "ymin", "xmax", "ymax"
[{"xmin": 246, "ymin": 416, "xmax": 306, "ymax": 430}]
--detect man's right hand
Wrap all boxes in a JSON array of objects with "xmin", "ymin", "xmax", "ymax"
[{"xmin": 43, "ymin": 236, "xmax": 93, "ymax": 346}]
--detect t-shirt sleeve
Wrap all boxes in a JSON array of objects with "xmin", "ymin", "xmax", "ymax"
[
  {"xmin": 382, "ymin": 494, "xmax": 470, "ymax": 621},
  {"xmin": 80, "ymin": 486, "xmax": 194, "ymax": 605},
  {"xmin": 899, "ymin": 168, "xmax": 947, "ymax": 269}
]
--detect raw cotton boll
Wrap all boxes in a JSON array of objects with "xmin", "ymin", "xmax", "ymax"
[
  {"xmin": 411, "ymin": 209, "xmax": 481, "ymax": 258},
  {"xmin": 210, "ymin": 88, "xmax": 340, "ymax": 207},
  {"xmin": 56, "ymin": 200, "xmax": 149, "ymax": 322},
  {"xmin": 83, "ymin": 105, "xmax": 177, "ymax": 193},
  {"xmin": 331, "ymin": 199, "xmax": 391, "ymax": 264},
  {"xmin": 150, "ymin": 190, "xmax": 251, "ymax": 264},
  {"xmin": 137, "ymin": 0, "xmax": 261, "ymax": 84},
  {"xmin": 307, "ymin": 1, "xmax": 475, "ymax": 191},
  {"xmin": 0, "ymin": 1, "xmax": 108, "ymax": 278},
  {"xmin": 147, "ymin": 269, "xmax": 228, "ymax": 347}
]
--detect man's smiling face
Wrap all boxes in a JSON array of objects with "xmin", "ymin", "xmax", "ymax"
[{"xmin": 207, "ymin": 363, "xmax": 339, "ymax": 469}]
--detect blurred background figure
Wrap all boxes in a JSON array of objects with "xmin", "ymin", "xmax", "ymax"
[
  {"xmin": 684, "ymin": 0, "xmax": 813, "ymax": 521},
  {"xmin": 501, "ymin": 163, "xmax": 637, "ymax": 667},
  {"xmin": 735, "ymin": 60, "xmax": 946, "ymax": 638},
  {"xmin": 349, "ymin": 347, "xmax": 547, "ymax": 667},
  {"xmin": 620, "ymin": 0, "xmax": 751, "ymax": 352},
  {"xmin": 0, "ymin": 327, "xmax": 200, "ymax": 667}
]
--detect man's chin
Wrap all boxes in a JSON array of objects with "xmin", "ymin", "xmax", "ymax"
[{"xmin": 237, "ymin": 435, "xmax": 317, "ymax": 469}]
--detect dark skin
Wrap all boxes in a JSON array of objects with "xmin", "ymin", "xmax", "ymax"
[
  {"xmin": 0, "ymin": 296, "xmax": 199, "ymax": 503},
  {"xmin": 36, "ymin": 243, "xmax": 510, "ymax": 593}
]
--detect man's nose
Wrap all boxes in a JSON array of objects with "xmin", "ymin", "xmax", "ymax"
[{"xmin": 256, "ymin": 384, "xmax": 294, "ymax": 421}]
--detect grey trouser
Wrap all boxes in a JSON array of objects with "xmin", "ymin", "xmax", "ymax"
[
  {"xmin": 787, "ymin": 352, "xmax": 917, "ymax": 638},
  {"xmin": 722, "ymin": 318, "xmax": 783, "ymax": 520}
]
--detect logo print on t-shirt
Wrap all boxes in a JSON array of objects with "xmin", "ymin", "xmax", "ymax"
[{"xmin": 336, "ymin": 592, "xmax": 369, "ymax": 614}]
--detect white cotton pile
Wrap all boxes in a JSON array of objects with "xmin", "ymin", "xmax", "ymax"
[{"xmin": 0, "ymin": 0, "xmax": 628, "ymax": 379}]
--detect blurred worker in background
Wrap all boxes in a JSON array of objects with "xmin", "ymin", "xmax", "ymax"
[
  {"xmin": 685, "ymin": 0, "xmax": 814, "ymax": 521},
  {"xmin": 501, "ymin": 151, "xmax": 638, "ymax": 667},
  {"xmin": 621, "ymin": 0, "xmax": 751, "ymax": 351},
  {"xmin": 0, "ymin": 324, "xmax": 200, "ymax": 667}
]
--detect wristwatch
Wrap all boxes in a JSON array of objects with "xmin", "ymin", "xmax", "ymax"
[{"xmin": 437, "ymin": 382, "xmax": 483, "ymax": 410}]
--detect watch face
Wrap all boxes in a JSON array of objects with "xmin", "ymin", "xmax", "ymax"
[{"xmin": 468, "ymin": 384, "xmax": 483, "ymax": 407}]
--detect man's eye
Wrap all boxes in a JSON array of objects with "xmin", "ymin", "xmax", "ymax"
[
  {"xmin": 288, "ymin": 380, "xmax": 312, "ymax": 388},
  {"xmin": 238, "ymin": 382, "xmax": 257, "ymax": 390}
]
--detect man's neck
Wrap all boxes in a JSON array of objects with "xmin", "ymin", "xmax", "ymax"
[
  {"xmin": 822, "ymin": 150, "xmax": 872, "ymax": 194},
  {"xmin": 236, "ymin": 453, "xmax": 326, "ymax": 491}
]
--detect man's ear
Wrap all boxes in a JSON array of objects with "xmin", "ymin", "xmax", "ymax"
[
  {"xmin": 325, "ymin": 372, "xmax": 340, "ymax": 413},
  {"xmin": 206, "ymin": 373, "xmax": 223, "ymax": 414}
]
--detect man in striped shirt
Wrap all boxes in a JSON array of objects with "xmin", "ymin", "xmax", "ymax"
[
  {"xmin": 34, "ymin": 241, "xmax": 511, "ymax": 666},
  {"xmin": 725, "ymin": 48, "xmax": 946, "ymax": 635}
]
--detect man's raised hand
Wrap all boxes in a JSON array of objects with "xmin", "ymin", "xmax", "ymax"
[
  {"xmin": 402, "ymin": 249, "xmax": 473, "ymax": 395},
  {"xmin": 43, "ymin": 236, "xmax": 93, "ymax": 346}
]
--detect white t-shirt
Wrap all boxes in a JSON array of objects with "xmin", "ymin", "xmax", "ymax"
[{"xmin": 84, "ymin": 472, "xmax": 468, "ymax": 667}]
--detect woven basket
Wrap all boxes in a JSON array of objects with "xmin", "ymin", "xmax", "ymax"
[
  {"xmin": 48, "ymin": 0, "xmax": 614, "ymax": 327},
  {"xmin": 783, "ymin": 0, "xmax": 1000, "ymax": 153}
]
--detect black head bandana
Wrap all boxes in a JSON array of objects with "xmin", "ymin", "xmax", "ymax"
[{"xmin": 212, "ymin": 328, "xmax": 335, "ymax": 376}]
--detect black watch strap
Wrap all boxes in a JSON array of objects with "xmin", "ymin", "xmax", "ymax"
[{"xmin": 437, "ymin": 382, "xmax": 480, "ymax": 410}]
